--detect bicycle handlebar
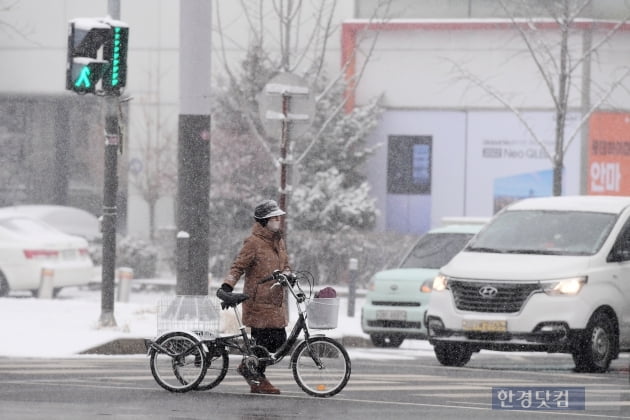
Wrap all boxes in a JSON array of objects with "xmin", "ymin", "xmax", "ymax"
[
  {"xmin": 216, "ymin": 270, "xmax": 307, "ymax": 309},
  {"xmin": 258, "ymin": 270, "xmax": 297, "ymax": 287},
  {"xmin": 258, "ymin": 270, "xmax": 281, "ymax": 284}
]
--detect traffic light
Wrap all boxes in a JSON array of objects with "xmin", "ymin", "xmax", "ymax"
[
  {"xmin": 102, "ymin": 25, "xmax": 129, "ymax": 94},
  {"xmin": 66, "ymin": 18, "xmax": 129, "ymax": 95}
]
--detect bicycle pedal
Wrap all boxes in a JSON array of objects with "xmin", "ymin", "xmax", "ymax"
[{"xmin": 237, "ymin": 363, "xmax": 262, "ymax": 385}]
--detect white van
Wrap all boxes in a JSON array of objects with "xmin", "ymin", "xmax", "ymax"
[{"xmin": 426, "ymin": 195, "xmax": 630, "ymax": 372}]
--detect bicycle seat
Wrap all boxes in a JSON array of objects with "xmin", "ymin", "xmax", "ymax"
[{"xmin": 216, "ymin": 288, "xmax": 249, "ymax": 309}]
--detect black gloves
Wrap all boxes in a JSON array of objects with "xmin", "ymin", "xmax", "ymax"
[{"xmin": 220, "ymin": 283, "xmax": 234, "ymax": 293}]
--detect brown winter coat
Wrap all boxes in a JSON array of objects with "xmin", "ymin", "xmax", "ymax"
[{"xmin": 223, "ymin": 223, "xmax": 291, "ymax": 328}]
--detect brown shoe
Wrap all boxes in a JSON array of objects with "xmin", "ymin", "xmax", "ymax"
[{"xmin": 250, "ymin": 378, "xmax": 280, "ymax": 394}]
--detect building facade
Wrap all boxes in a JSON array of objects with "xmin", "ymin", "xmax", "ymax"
[
  {"xmin": 1, "ymin": 1, "xmax": 629, "ymax": 237},
  {"xmin": 345, "ymin": 3, "xmax": 630, "ymax": 233}
]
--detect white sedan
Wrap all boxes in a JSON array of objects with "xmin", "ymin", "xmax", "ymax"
[{"xmin": 0, "ymin": 210, "xmax": 94, "ymax": 297}]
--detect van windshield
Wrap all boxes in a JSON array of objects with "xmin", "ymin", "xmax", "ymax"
[
  {"xmin": 466, "ymin": 210, "xmax": 616, "ymax": 256},
  {"xmin": 400, "ymin": 232, "xmax": 475, "ymax": 269}
]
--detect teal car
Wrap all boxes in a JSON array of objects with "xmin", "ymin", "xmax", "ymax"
[{"xmin": 361, "ymin": 223, "xmax": 485, "ymax": 347}]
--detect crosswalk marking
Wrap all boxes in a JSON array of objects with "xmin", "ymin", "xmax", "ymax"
[{"xmin": 3, "ymin": 358, "xmax": 630, "ymax": 414}]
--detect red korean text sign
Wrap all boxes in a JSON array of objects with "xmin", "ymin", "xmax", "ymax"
[{"xmin": 588, "ymin": 112, "xmax": 630, "ymax": 195}]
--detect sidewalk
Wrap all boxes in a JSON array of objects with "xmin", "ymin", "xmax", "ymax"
[{"xmin": 0, "ymin": 282, "xmax": 372, "ymax": 357}]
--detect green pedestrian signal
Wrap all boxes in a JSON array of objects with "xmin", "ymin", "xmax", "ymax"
[
  {"xmin": 69, "ymin": 58, "xmax": 108, "ymax": 94},
  {"xmin": 75, "ymin": 67, "xmax": 91, "ymax": 88},
  {"xmin": 66, "ymin": 18, "xmax": 129, "ymax": 96}
]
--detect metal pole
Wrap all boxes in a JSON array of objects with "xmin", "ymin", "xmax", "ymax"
[
  {"xmin": 279, "ymin": 94, "xmax": 291, "ymax": 320},
  {"xmin": 175, "ymin": 231, "xmax": 190, "ymax": 295},
  {"xmin": 100, "ymin": 103, "xmax": 119, "ymax": 327},
  {"xmin": 579, "ymin": 24, "xmax": 592, "ymax": 195},
  {"xmin": 279, "ymin": 93, "xmax": 290, "ymax": 235},
  {"xmin": 176, "ymin": 0, "xmax": 211, "ymax": 295},
  {"xmin": 107, "ymin": 0, "xmax": 120, "ymax": 19},
  {"xmin": 99, "ymin": 0, "xmax": 121, "ymax": 327},
  {"xmin": 347, "ymin": 258, "xmax": 358, "ymax": 317}
]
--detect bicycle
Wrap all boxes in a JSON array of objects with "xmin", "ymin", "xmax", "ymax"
[{"xmin": 146, "ymin": 270, "xmax": 352, "ymax": 397}]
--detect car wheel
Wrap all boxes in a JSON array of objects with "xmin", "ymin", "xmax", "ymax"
[
  {"xmin": 370, "ymin": 334, "xmax": 405, "ymax": 348},
  {"xmin": 0, "ymin": 271, "xmax": 9, "ymax": 297},
  {"xmin": 433, "ymin": 342, "xmax": 472, "ymax": 367},
  {"xmin": 572, "ymin": 312, "xmax": 616, "ymax": 373}
]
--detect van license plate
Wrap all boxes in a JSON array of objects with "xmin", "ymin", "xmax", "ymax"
[
  {"xmin": 462, "ymin": 320, "xmax": 507, "ymax": 332},
  {"xmin": 376, "ymin": 310, "xmax": 406, "ymax": 321}
]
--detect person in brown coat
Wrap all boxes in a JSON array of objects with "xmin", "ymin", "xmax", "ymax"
[{"xmin": 220, "ymin": 199, "xmax": 291, "ymax": 394}]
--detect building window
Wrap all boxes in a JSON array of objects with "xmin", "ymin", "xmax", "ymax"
[{"xmin": 387, "ymin": 135, "xmax": 432, "ymax": 194}]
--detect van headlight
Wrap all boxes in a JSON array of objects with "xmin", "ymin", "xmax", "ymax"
[
  {"xmin": 432, "ymin": 274, "xmax": 449, "ymax": 292},
  {"xmin": 541, "ymin": 276, "xmax": 587, "ymax": 296}
]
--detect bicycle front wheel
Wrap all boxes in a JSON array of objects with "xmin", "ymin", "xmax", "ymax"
[
  {"xmin": 291, "ymin": 336, "xmax": 351, "ymax": 397},
  {"xmin": 149, "ymin": 331, "xmax": 206, "ymax": 393}
]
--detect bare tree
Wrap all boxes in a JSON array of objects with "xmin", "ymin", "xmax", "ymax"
[
  {"xmin": 129, "ymin": 100, "xmax": 177, "ymax": 241},
  {"xmin": 213, "ymin": 0, "xmax": 391, "ymax": 176},
  {"xmin": 0, "ymin": 1, "xmax": 32, "ymax": 39},
  {"xmin": 452, "ymin": 0, "xmax": 630, "ymax": 195}
]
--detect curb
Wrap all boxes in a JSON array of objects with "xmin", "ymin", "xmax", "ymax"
[
  {"xmin": 80, "ymin": 338, "xmax": 149, "ymax": 355},
  {"xmin": 80, "ymin": 335, "xmax": 373, "ymax": 355}
]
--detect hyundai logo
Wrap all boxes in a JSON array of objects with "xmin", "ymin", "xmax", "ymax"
[
  {"xmin": 479, "ymin": 285, "xmax": 498, "ymax": 298},
  {"xmin": 390, "ymin": 284, "xmax": 398, "ymax": 291}
]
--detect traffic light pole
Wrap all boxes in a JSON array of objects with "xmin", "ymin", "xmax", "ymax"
[
  {"xmin": 66, "ymin": 2, "xmax": 127, "ymax": 326},
  {"xmin": 99, "ymin": 98, "xmax": 119, "ymax": 327},
  {"xmin": 99, "ymin": 0, "xmax": 121, "ymax": 327}
]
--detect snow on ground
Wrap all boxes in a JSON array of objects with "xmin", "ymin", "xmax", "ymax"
[
  {"xmin": 1, "ymin": 287, "xmax": 158, "ymax": 357},
  {"xmin": 1, "ymin": 282, "xmax": 594, "ymax": 363},
  {"xmin": 0, "ymin": 281, "xmax": 436, "ymax": 358}
]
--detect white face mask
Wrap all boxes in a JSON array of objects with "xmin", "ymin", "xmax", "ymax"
[{"xmin": 267, "ymin": 219, "xmax": 281, "ymax": 232}]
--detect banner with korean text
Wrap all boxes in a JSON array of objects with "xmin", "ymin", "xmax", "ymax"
[{"xmin": 588, "ymin": 112, "xmax": 630, "ymax": 195}]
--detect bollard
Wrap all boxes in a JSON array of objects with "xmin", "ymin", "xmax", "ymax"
[
  {"xmin": 38, "ymin": 268, "xmax": 55, "ymax": 299},
  {"xmin": 207, "ymin": 273, "xmax": 214, "ymax": 295},
  {"xmin": 176, "ymin": 231, "xmax": 190, "ymax": 295},
  {"xmin": 117, "ymin": 267, "xmax": 134, "ymax": 302},
  {"xmin": 348, "ymin": 258, "xmax": 358, "ymax": 317}
]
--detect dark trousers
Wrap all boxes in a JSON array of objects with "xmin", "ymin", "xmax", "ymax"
[{"xmin": 251, "ymin": 327, "xmax": 287, "ymax": 376}]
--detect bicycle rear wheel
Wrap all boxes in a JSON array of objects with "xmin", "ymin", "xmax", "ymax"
[
  {"xmin": 149, "ymin": 331, "xmax": 206, "ymax": 393},
  {"xmin": 291, "ymin": 336, "xmax": 351, "ymax": 397},
  {"xmin": 195, "ymin": 344, "xmax": 229, "ymax": 391}
]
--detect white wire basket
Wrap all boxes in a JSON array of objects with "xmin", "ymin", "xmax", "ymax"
[
  {"xmin": 306, "ymin": 297, "xmax": 340, "ymax": 329},
  {"xmin": 156, "ymin": 295, "xmax": 221, "ymax": 340}
]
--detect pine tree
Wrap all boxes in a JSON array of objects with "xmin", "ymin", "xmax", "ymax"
[{"xmin": 209, "ymin": 45, "xmax": 383, "ymax": 283}]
